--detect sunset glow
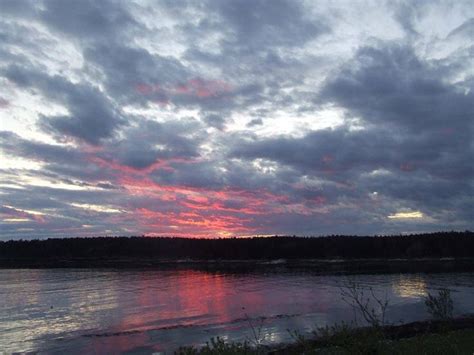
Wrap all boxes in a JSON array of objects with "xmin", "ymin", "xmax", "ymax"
[{"xmin": 1, "ymin": 0, "xmax": 473, "ymax": 239}]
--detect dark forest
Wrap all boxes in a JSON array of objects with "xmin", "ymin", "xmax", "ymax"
[{"xmin": 1, "ymin": 231, "xmax": 472, "ymax": 260}]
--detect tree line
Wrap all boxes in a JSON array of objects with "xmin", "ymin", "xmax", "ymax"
[{"xmin": 0, "ymin": 231, "xmax": 473, "ymax": 260}]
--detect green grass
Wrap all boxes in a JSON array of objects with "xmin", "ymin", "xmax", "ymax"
[
  {"xmin": 174, "ymin": 329, "xmax": 474, "ymax": 355},
  {"xmin": 298, "ymin": 328, "xmax": 474, "ymax": 355},
  {"xmin": 380, "ymin": 329, "xmax": 474, "ymax": 355},
  {"xmin": 175, "ymin": 337, "xmax": 257, "ymax": 355}
]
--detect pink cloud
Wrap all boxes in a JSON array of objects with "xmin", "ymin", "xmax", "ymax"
[{"xmin": 134, "ymin": 78, "xmax": 233, "ymax": 104}]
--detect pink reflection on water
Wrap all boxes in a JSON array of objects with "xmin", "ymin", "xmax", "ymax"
[
  {"xmin": 8, "ymin": 270, "xmax": 472, "ymax": 354},
  {"xmin": 86, "ymin": 271, "xmax": 242, "ymax": 352},
  {"xmin": 84, "ymin": 270, "xmax": 331, "ymax": 353}
]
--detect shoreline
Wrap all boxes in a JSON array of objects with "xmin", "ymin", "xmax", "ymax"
[
  {"xmin": 174, "ymin": 316, "xmax": 474, "ymax": 354},
  {"xmin": 1, "ymin": 257, "xmax": 474, "ymax": 274},
  {"xmin": 268, "ymin": 315, "xmax": 474, "ymax": 354}
]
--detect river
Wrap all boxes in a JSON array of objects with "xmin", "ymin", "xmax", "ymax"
[{"xmin": 1, "ymin": 269, "xmax": 473, "ymax": 353}]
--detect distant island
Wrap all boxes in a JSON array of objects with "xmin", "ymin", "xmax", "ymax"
[{"xmin": 1, "ymin": 231, "xmax": 473, "ymax": 272}]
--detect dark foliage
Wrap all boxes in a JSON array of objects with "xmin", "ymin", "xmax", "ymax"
[{"xmin": 0, "ymin": 231, "xmax": 472, "ymax": 261}]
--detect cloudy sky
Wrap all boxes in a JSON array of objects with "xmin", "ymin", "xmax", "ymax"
[{"xmin": 0, "ymin": 0, "xmax": 473, "ymax": 239}]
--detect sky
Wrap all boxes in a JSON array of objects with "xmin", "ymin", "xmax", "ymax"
[{"xmin": 0, "ymin": 0, "xmax": 473, "ymax": 239}]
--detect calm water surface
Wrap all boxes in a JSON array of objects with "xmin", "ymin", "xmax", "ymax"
[{"xmin": 1, "ymin": 269, "xmax": 473, "ymax": 354}]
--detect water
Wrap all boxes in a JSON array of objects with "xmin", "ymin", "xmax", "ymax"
[{"xmin": 1, "ymin": 269, "xmax": 473, "ymax": 354}]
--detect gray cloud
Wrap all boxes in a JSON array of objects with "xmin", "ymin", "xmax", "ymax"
[
  {"xmin": 40, "ymin": 0, "xmax": 136, "ymax": 39},
  {"xmin": 203, "ymin": 114, "xmax": 227, "ymax": 130},
  {"xmin": 3, "ymin": 65, "xmax": 125, "ymax": 144},
  {"xmin": 229, "ymin": 41, "xmax": 473, "ymax": 229},
  {"xmin": 0, "ymin": 131, "xmax": 82, "ymax": 163},
  {"xmin": 320, "ymin": 43, "xmax": 474, "ymax": 134},
  {"xmin": 99, "ymin": 118, "xmax": 205, "ymax": 169},
  {"xmin": 0, "ymin": 0, "xmax": 473, "ymax": 238},
  {"xmin": 247, "ymin": 118, "xmax": 263, "ymax": 127},
  {"xmin": 83, "ymin": 43, "xmax": 189, "ymax": 106},
  {"xmin": 211, "ymin": 0, "xmax": 328, "ymax": 50}
]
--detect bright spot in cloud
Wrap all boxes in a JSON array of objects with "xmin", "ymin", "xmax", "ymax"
[
  {"xmin": 4, "ymin": 218, "xmax": 31, "ymax": 223},
  {"xmin": 3, "ymin": 205, "xmax": 45, "ymax": 216},
  {"xmin": 387, "ymin": 211, "xmax": 424, "ymax": 219},
  {"xmin": 71, "ymin": 203, "xmax": 123, "ymax": 214}
]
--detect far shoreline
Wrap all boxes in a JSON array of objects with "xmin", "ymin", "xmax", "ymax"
[
  {"xmin": 2, "ymin": 232, "xmax": 473, "ymax": 273},
  {"xmin": 2, "ymin": 256, "xmax": 474, "ymax": 274}
]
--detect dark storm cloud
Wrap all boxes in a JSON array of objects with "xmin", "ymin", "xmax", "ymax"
[
  {"xmin": 448, "ymin": 18, "xmax": 474, "ymax": 39},
  {"xmin": 247, "ymin": 118, "xmax": 263, "ymax": 127},
  {"xmin": 84, "ymin": 43, "xmax": 238, "ymax": 114},
  {"xmin": 230, "ymin": 41, "xmax": 474, "ymax": 223},
  {"xmin": 1, "ymin": 0, "xmax": 473, "ymax": 238},
  {"xmin": 162, "ymin": 0, "xmax": 327, "ymax": 50},
  {"xmin": 320, "ymin": 43, "xmax": 474, "ymax": 133},
  {"xmin": 0, "ymin": 118, "xmax": 204, "ymax": 182},
  {"xmin": 232, "ymin": 128, "xmax": 400, "ymax": 178},
  {"xmin": 0, "ymin": 0, "xmax": 37, "ymax": 18},
  {"xmin": 98, "ymin": 118, "xmax": 205, "ymax": 169},
  {"xmin": 318, "ymin": 41, "xmax": 474, "ymax": 183},
  {"xmin": 203, "ymin": 114, "xmax": 227, "ymax": 130},
  {"xmin": 149, "ymin": 148, "xmax": 299, "ymax": 197},
  {"xmin": 83, "ymin": 43, "xmax": 189, "ymax": 106},
  {"xmin": 210, "ymin": 0, "xmax": 328, "ymax": 50},
  {"xmin": 0, "ymin": 182, "xmax": 128, "ymax": 239},
  {"xmin": 392, "ymin": 0, "xmax": 421, "ymax": 37},
  {"xmin": 0, "ymin": 131, "xmax": 82, "ymax": 163},
  {"xmin": 21, "ymin": 0, "xmax": 326, "ymax": 120},
  {"xmin": 40, "ymin": 0, "xmax": 136, "ymax": 39},
  {"xmin": 3, "ymin": 65, "xmax": 125, "ymax": 144},
  {"xmin": 360, "ymin": 170, "xmax": 472, "ymax": 207},
  {"xmin": 179, "ymin": 0, "xmax": 329, "ymax": 114},
  {"xmin": 150, "ymin": 159, "xmax": 226, "ymax": 189},
  {"xmin": 0, "ymin": 18, "xmax": 55, "ymax": 69},
  {"xmin": 0, "ymin": 132, "xmax": 117, "ymax": 189}
]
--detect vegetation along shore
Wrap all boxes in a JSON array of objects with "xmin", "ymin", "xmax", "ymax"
[{"xmin": 1, "ymin": 231, "xmax": 473, "ymax": 272}]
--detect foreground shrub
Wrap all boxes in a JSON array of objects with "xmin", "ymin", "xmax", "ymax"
[
  {"xmin": 175, "ymin": 337, "xmax": 258, "ymax": 355},
  {"xmin": 339, "ymin": 279, "xmax": 390, "ymax": 328},
  {"xmin": 424, "ymin": 288, "xmax": 454, "ymax": 320},
  {"xmin": 315, "ymin": 322, "xmax": 384, "ymax": 355}
]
